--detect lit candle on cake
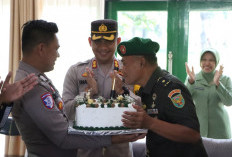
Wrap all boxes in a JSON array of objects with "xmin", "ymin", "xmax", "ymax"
[{"xmin": 110, "ymin": 76, "xmax": 116, "ymax": 99}]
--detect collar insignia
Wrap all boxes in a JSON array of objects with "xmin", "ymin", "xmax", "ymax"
[
  {"xmin": 114, "ymin": 60, "xmax": 119, "ymax": 68},
  {"xmin": 92, "ymin": 60, "xmax": 97, "ymax": 69}
]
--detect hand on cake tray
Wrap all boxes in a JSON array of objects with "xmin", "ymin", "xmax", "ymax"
[
  {"xmin": 111, "ymin": 133, "xmax": 146, "ymax": 144},
  {"xmin": 122, "ymin": 104, "xmax": 151, "ymax": 129}
]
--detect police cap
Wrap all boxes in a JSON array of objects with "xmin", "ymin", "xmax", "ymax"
[{"xmin": 91, "ymin": 19, "xmax": 118, "ymax": 41}]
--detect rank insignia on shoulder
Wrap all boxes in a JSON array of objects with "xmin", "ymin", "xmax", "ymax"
[
  {"xmin": 82, "ymin": 72, "xmax": 88, "ymax": 77},
  {"xmin": 41, "ymin": 93, "xmax": 54, "ymax": 109},
  {"xmin": 168, "ymin": 89, "xmax": 185, "ymax": 108},
  {"xmin": 157, "ymin": 77, "xmax": 171, "ymax": 87},
  {"xmin": 79, "ymin": 80, "xmax": 87, "ymax": 84}
]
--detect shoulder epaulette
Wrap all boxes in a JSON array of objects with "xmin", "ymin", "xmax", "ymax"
[
  {"xmin": 76, "ymin": 61, "xmax": 89, "ymax": 67},
  {"xmin": 157, "ymin": 76, "xmax": 172, "ymax": 87}
]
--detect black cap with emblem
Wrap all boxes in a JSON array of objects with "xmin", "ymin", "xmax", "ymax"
[{"xmin": 91, "ymin": 19, "xmax": 118, "ymax": 41}]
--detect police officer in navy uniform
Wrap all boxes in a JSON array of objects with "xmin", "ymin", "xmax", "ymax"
[
  {"xmin": 12, "ymin": 20, "xmax": 145, "ymax": 157},
  {"xmin": 119, "ymin": 37, "xmax": 208, "ymax": 157},
  {"xmin": 63, "ymin": 19, "xmax": 136, "ymax": 157}
]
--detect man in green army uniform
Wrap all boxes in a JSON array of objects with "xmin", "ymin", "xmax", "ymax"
[{"xmin": 119, "ymin": 37, "xmax": 208, "ymax": 157}]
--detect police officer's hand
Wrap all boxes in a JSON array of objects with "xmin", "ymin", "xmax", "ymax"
[
  {"xmin": 0, "ymin": 72, "xmax": 38, "ymax": 104},
  {"xmin": 214, "ymin": 65, "xmax": 223, "ymax": 86},
  {"xmin": 110, "ymin": 70, "xmax": 124, "ymax": 95},
  {"xmin": 111, "ymin": 133, "xmax": 146, "ymax": 144},
  {"xmin": 122, "ymin": 104, "xmax": 151, "ymax": 129},
  {"xmin": 85, "ymin": 67, "xmax": 98, "ymax": 96},
  {"xmin": 185, "ymin": 62, "xmax": 195, "ymax": 84}
]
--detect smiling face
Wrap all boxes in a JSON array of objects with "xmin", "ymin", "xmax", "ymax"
[
  {"xmin": 89, "ymin": 37, "xmax": 121, "ymax": 64},
  {"xmin": 200, "ymin": 52, "xmax": 216, "ymax": 73}
]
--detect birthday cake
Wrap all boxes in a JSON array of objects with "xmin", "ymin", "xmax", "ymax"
[{"xmin": 73, "ymin": 94, "xmax": 136, "ymax": 131}]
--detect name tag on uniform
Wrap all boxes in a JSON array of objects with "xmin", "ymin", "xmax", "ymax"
[
  {"xmin": 147, "ymin": 109, "xmax": 158, "ymax": 115},
  {"xmin": 79, "ymin": 80, "xmax": 87, "ymax": 84},
  {"xmin": 194, "ymin": 86, "xmax": 204, "ymax": 90}
]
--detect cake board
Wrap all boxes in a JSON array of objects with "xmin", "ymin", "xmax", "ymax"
[{"xmin": 68, "ymin": 126, "xmax": 147, "ymax": 136}]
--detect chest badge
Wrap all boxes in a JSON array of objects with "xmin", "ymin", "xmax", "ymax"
[
  {"xmin": 82, "ymin": 72, "xmax": 88, "ymax": 77},
  {"xmin": 152, "ymin": 93, "xmax": 157, "ymax": 108},
  {"xmin": 168, "ymin": 89, "xmax": 185, "ymax": 108},
  {"xmin": 147, "ymin": 109, "xmax": 159, "ymax": 115}
]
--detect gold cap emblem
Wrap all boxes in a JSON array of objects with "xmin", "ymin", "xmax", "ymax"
[{"xmin": 99, "ymin": 24, "xmax": 107, "ymax": 32}]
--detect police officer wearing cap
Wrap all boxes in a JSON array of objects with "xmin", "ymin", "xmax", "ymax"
[
  {"xmin": 12, "ymin": 20, "xmax": 143, "ymax": 157},
  {"xmin": 119, "ymin": 37, "xmax": 208, "ymax": 157},
  {"xmin": 62, "ymin": 19, "xmax": 134, "ymax": 157}
]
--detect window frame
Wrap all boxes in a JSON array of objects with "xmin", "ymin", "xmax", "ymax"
[{"xmin": 105, "ymin": 0, "xmax": 232, "ymax": 82}]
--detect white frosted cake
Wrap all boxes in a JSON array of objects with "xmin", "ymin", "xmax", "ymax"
[{"xmin": 74, "ymin": 95, "xmax": 136, "ymax": 130}]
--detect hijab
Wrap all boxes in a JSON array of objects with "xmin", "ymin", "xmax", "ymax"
[{"xmin": 200, "ymin": 48, "xmax": 220, "ymax": 83}]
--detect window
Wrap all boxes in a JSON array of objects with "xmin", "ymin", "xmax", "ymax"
[
  {"xmin": 41, "ymin": 0, "xmax": 104, "ymax": 93},
  {"xmin": 117, "ymin": 11, "xmax": 167, "ymax": 69},
  {"xmin": 107, "ymin": 0, "xmax": 232, "ymax": 137}
]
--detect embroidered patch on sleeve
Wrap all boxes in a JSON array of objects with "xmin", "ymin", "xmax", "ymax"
[
  {"xmin": 168, "ymin": 89, "xmax": 185, "ymax": 108},
  {"xmin": 41, "ymin": 93, "xmax": 54, "ymax": 109}
]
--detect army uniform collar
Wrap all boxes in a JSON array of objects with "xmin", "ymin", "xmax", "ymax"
[{"xmin": 141, "ymin": 66, "xmax": 163, "ymax": 95}]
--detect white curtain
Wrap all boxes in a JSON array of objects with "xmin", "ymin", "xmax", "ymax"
[
  {"xmin": 41, "ymin": 0, "xmax": 105, "ymax": 93},
  {"xmin": 0, "ymin": 0, "xmax": 10, "ymax": 78}
]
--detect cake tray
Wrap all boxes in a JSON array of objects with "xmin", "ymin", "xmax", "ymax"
[{"xmin": 68, "ymin": 126, "xmax": 147, "ymax": 136}]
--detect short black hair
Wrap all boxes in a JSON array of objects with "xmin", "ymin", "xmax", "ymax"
[
  {"xmin": 143, "ymin": 54, "xmax": 157, "ymax": 65},
  {"xmin": 22, "ymin": 20, "xmax": 58, "ymax": 54}
]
